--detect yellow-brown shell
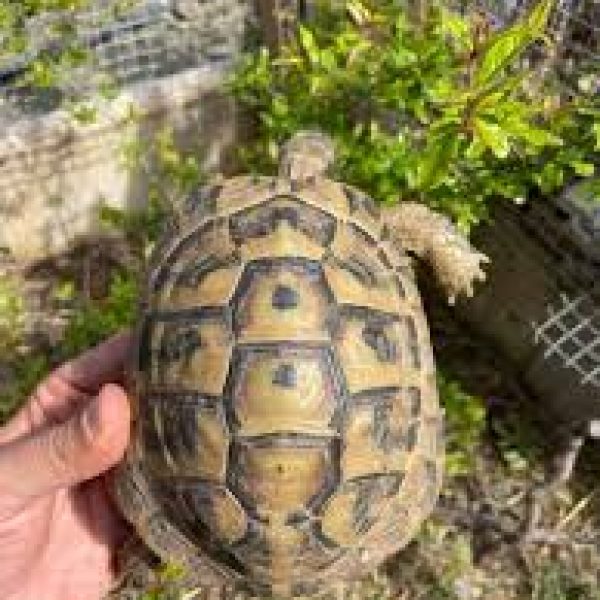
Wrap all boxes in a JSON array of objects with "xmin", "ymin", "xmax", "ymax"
[{"xmin": 134, "ymin": 175, "xmax": 444, "ymax": 596}]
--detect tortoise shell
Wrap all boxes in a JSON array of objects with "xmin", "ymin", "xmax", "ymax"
[{"xmin": 127, "ymin": 172, "xmax": 444, "ymax": 596}]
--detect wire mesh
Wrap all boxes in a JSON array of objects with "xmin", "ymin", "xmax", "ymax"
[
  {"xmin": 534, "ymin": 293, "xmax": 600, "ymax": 387},
  {"xmin": 518, "ymin": 174, "xmax": 600, "ymax": 388},
  {"xmin": 0, "ymin": 0, "xmax": 254, "ymax": 125}
]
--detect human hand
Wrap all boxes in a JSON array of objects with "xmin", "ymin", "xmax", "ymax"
[{"xmin": 0, "ymin": 333, "xmax": 133, "ymax": 600}]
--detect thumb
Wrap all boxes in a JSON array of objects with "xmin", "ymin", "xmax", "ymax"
[{"xmin": 0, "ymin": 384, "xmax": 131, "ymax": 502}]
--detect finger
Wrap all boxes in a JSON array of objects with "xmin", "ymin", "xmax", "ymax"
[
  {"xmin": 0, "ymin": 332, "xmax": 135, "ymax": 445},
  {"xmin": 0, "ymin": 384, "xmax": 131, "ymax": 502},
  {"xmin": 56, "ymin": 331, "xmax": 135, "ymax": 394}
]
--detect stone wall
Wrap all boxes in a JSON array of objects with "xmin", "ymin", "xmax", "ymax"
[
  {"xmin": 0, "ymin": 68, "xmax": 241, "ymax": 261},
  {"xmin": 0, "ymin": 0, "xmax": 259, "ymax": 263}
]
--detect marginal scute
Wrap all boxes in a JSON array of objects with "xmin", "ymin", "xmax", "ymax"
[
  {"xmin": 318, "ymin": 475, "xmax": 402, "ymax": 548},
  {"xmin": 343, "ymin": 184, "xmax": 383, "ymax": 241},
  {"xmin": 205, "ymin": 486, "xmax": 249, "ymax": 545},
  {"xmin": 324, "ymin": 224, "xmax": 403, "ymax": 314},
  {"xmin": 183, "ymin": 484, "xmax": 248, "ymax": 545}
]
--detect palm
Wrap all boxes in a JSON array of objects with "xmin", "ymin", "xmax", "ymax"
[{"xmin": 0, "ymin": 334, "xmax": 132, "ymax": 600}]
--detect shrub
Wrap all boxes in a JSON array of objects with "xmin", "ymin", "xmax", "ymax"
[{"xmin": 229, "ymin": 0, "xmax": 600, "ymax": 231}]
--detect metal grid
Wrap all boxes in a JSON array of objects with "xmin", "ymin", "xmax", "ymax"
[
  {"xmin": 534, "ymin": 293, "xmax": 600, "ymax": 387},
  {"xmin": 0, "ymin": 0, "xmax": 254, "ymax": 124},
  {"xmin": 526, "ymin": 176, "xmax": 600, "ymax": 388}
]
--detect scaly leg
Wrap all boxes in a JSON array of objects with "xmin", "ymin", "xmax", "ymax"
[{"xmin": 383, "ymin": 202, "xmax": 489, "ymax": 304}]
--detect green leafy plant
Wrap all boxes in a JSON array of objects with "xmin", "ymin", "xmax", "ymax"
[
  {"xmin": 0, "ymin": 276, "xmax": 48, "ymax": 422},
  {"xmin": 0, "ymin": 276, "xmax": 24, "ymax": 356},
  {"xmin": 0, "ymin": 1, "xmax": 90, "ymax": 76},
  {"xmin": 230, "ymin": 0, "xmax": 600, "ymax": 230},
  {"xmin": 61, "ymin": 125, "xmax": 205, "ymax": 357},
  {"xmin": 0, "ymin": 354, "xmax": 49, "ymax": 423},
  {"xmin": 60, "ymin": 270, "xmax": 138, "ymax": 357},
  {"xmin": 532, "ymin": 560, "xmax": 600, "ymax": 600},
  {"xmin": 438, "ymin": 372, "xmax": 486, "ymax": 477}
]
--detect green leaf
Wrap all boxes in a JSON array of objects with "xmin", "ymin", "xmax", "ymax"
[
  {"xmin": 473, "ymin": 118, "xmax": 511, "ymax": 158},
  {"xmin": 525, "ymin": 0, "xmax": 555, "ymax": 35},
  {"xmin": 535, "ymin": 162, "xmax": 564, "ymax": 193},
  {"xmin": 299, "ymin": 25, "xmax": 319, "ymax": 65},
  {"xmin": 438, "ymin": 7, "xmax": 472, "ymax": 51},
  {"xmin": 416, "ymin": 130, "xmax": 458, "ymax": 189},
  {"xmin": 593, "ymin": 123, "xmax": 600, "ymax": 151},
  {"xmin": 319, "ymin": 48, "xmax": 337, "ymax": 71},
  {"xmin": 500, "ymin": 119, "xmax": 563, "ymax": 148},
  {"xmin": 475, "ymin": 0, "xmax": 553, "ymax": 86},
  {"xmin": 570, "ymin": 161, "xmax": 595, "ymax": 177},
  {"xmin": 475, "ymin": 26, "xmax": 526, "ymax": 86}
]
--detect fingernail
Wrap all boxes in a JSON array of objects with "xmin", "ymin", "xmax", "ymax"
[{"xmin": 83, "ymin": 396, "xmax": 102, "ymax": 437}]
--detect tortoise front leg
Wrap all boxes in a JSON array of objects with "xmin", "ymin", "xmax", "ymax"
[{"xmin": 383, "ymin": 202, "xmax": 489, "ymax": 304}]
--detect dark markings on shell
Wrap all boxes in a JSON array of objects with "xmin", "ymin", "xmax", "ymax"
[
  {"xmin": 229, "ymin": 196, "xmax": 336, "ymax": 248},
  {"xmin": 132, "ymin": 180, "xmax": 441, "ymax": 595},
  {"xmin": 183, "ymin": 183, "xmax": 222, "ymax": 219},
  {"xmin": 343, "ymin": 185, "xmax": 381, "ymax": 221},
  {"xmin": 177, "ymin": 253, "xmax": 240, "ymax": 289},
  {"xmin": 151, "ymin": 218, "xmax": 231, "ymax": 293},
  {"xmin": 272, "ymin": 363, "xmax": 297, "ymax": 387},
  {"xmin": 404, "ymin": 315, "xmax": 421, "ymax": 369},
  {"xmin": 271, "ymin": 284, "xmax": 299, "ymax": 309},
  {"xmin": 158, "ymin": 328, "xmax": 202, "ymax": 362},
  {"xmin": 362, "ymin": 321, "xmax": 399, "ymax": 363},
  {"xmin": 339, "ymin": 303, "xmax": 401, "ymax": 321}
]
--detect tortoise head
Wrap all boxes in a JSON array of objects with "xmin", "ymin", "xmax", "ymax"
[{"xmin": 279, "ymin": 131, "xmax": 335, "ymax": 184}]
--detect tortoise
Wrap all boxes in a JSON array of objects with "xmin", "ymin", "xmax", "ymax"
[{"xmin": 112, "ymin": 131, "xmax": 488, "ymax": 598}]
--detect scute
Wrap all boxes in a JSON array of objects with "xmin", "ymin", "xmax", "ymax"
[
  {"xmin": 147, "ymin": 311, "xmax": 234, "ymax": 396},
  {"xmin": 231, "ymin": 440, "xmax": 333, "ymax": 516},
  {"xmin": 190, "ymin": 485, "xmax": 249, "ymax": 545},
  {"xmin": 140, "ymin": 396, "xmax": 230, "ymax": 481},
  {"xmin": 318, "ymin": 474, "xmax": 402, "ymax": 547},
  {"xmin": 341, "ymin": 390, "xmax": 416, "ymax": 480},
  {"xmin": 132, "ymin": 174, "xmax": 443, "ymax": 596},
  {"xmin": 232, "ymin": 260, "xmax": 333, "ymax": 344},
  {"xmin": 229, "ymin": 346, "xmax": 340, "ymax": 436},
  {"xmin": 334, "ymin": 312, "xmax": 423, "ymax": 394}
]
